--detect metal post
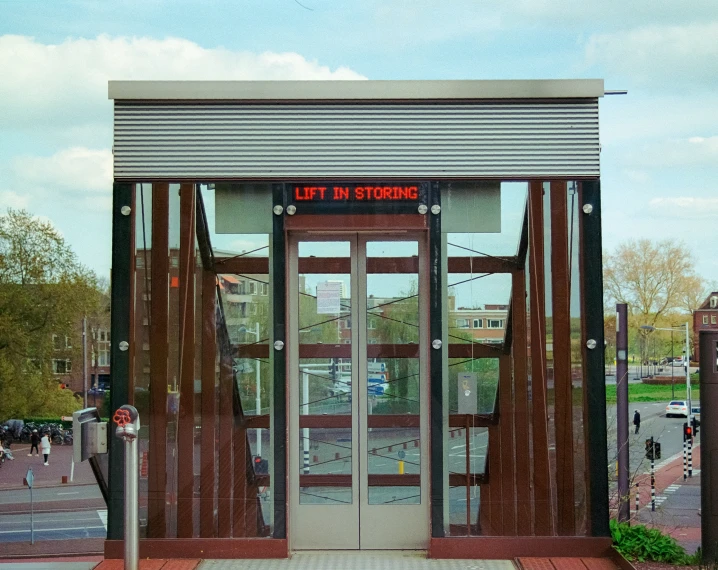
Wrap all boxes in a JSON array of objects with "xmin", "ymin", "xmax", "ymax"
[
  {"xmin": 635, "ymin": 483, "xmax": 639, "ymax": 516},
  {"xmin": 688, "ymin": 434, "xmax": 693, "ymax": 478},
  {"xmin": 650, "ymin": 447, "xmax": 656, "ymax": 512},
  {"xmin": 114, "ymin": 405, "xmax": 140, "ymax": 570},
  {"xmin": 616, "ymin": 304, "xmax": 630, "ymax": 522},
  {"xmin": 685, "ymin": 322, "xmax": 692, "ymax": 425},
  {"xmin": 82, "ymin": 317, "xmax": 88, "ymax": 409},
  {"xmin": 255, "ymin": 322, "xmax": 262, "ymax": 458},
  {"xmin": 699, "ymin": 329, "xmax": 718, "ymax": 562},
  {"xmin": 683, "ymin": 428, "xmax": 687, "ymax": 481},
  {"xmin": 671, "ymin": 329, "xmax": 675, "ymax": 398},
  {"xmin": 302, "ymin": 370, "xmax": 310, "ymax": 474}
]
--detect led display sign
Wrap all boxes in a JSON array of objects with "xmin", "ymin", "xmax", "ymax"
[{"xmin": 292, "ymin": 184, "xmax": 420, "ymax": 202}]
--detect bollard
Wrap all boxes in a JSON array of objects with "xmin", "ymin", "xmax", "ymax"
[
  {"xmin": 113, "ymin": 405, "xmax": 140, "ymax": 570},
  {"xmin": 398, "ymin": 460, "xmax": 404, "ymax": 475},
  {"xmin": 635, "ymin": 483, "xmax": 639, "ymax": 515},
  {"xmin": 683, "ymin": 435, "xmax": 687, "ymax": 481}
]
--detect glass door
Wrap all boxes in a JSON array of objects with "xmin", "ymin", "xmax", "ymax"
[{"xmin": 288, "ymin": 233, "xmax": 429, "ymax": 550}]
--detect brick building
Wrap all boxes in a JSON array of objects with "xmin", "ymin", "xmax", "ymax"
[{"xmin": 693, "ymin": 291, "xmax": 718, "ymax": 360}]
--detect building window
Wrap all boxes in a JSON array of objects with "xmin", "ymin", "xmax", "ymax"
[
  {"xmin": 487, "ymin": 319, "xmax": 504, "ymax": 329},
  {"xmin": 712, "ymin": 315, "xmax": 717, "ymax": 325},
  {"xmin": 473, "ymin": 318, "xmax": 483, "ymax": 329},
  {"xmin": 53, "ymin": 335, "xmax": 71, "ymax": 350},
  {"xmin": 52, "ymin": 359, "xmax": 72, "ymax": 374},
  {"xmin": 249, "ymin": 281, "xmax": 257, "ymax": 295},
  {"xmin": 711, "ymin": 296, "xmax": 718, "ymax": 308},
  {"xmin": 456, "ymin": 318, "xmax": 470, "ymax": 329},
  {"xmin": 704, "ymin": 316, "xmax": 709, "ymax": 325},
  {"xmin": 261, "ymin": 282, "xmax": 268, "ymax": 296}
]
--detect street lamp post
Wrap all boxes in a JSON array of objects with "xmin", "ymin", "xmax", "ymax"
[{"xmin": 640, "ymin": 323, "xmax": 692, "ymax": 422}]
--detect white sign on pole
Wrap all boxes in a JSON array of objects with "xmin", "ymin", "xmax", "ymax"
[
  {"xmin": 25, "ymin": 468, "xmax": 34, "ymax": 489},
  {"xmin": 316, "ymin": 282, "xmax": 342, "ymax": 314}
]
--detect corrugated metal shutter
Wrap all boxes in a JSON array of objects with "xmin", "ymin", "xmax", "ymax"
[{"xmin": 113, "ymin": 101, "xmax": 599, "ymax": 179}]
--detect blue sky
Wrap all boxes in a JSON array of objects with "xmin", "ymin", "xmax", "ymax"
[{"xmin": 1, "ymin": 0, "xmax": 717, "ymax": 296}]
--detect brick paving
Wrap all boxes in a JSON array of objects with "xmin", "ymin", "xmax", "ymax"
[{"xmin": 518, "ymin": 559, "xmax": 618, "ymax": 570}]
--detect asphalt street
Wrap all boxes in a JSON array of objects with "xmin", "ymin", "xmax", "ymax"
[
  {"xmin": 606, "ymin": 401, "xmax": 699, "ymax": 479},
  {"xmin": 0, "ymin": 508, "xmax": 107, "ymax": 542}
]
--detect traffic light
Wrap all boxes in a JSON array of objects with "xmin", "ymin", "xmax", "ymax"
[
  {"xmin": 253, "ymin": 455, "xmax": 268, "ymax": 474},
  {"xmin": 683, "ymin": 423, "xmax": 692, "ymax": 440},
  {"xmin": 645, "ymin": 438, "xmax": 655, "ymax": 460},
  {"xmin": 691, "ymin": 417, "xmax": 700, "ymax": 436},
  {"xmin": 654, "ymin": 442, "xmax": 661, "ymax": 459}
]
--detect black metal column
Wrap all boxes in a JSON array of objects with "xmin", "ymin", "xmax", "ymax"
[
  {"xmin": 580, "ymin": 180, "xmax": 610, "ymax": 537},
  {"xmin": 616, "ymin": 303, "xmax": 630, "ymax": 522},
  {"xmin": 699, "ymin": 330, "xmax": 718, "ymax": 561},
  {"xmin": 272, "ymin": 184, "xmax": 287, "ymax": 539},
  {"xmin": 429, "ymin": 182, "xmax": 445, "ymax": 537},
  {"xmin": 108, "ymin": 182, "xmax": 134, "ymax": 540}
]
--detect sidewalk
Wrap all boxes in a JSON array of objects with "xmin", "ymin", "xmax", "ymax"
[{"xmin": 633, "ymin": 444, "xmax": 701, "ymax": 553}]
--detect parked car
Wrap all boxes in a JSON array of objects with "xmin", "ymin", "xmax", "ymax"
[
  {"xmin": 666, "ymin": 400, "xmax": 688, "ymax": 418},
  {"xmin": 692, "ymin": 405, "xmax": 701, "ymax": 425}
]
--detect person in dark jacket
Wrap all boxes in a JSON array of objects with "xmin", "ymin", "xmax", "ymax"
[
  {"xmin": 28, "ymin": 429, "xmax": 40, "ymax": 456},
  {"xmin": 633, "ymin": 410, "xmax": 641, "ymax": 434}
]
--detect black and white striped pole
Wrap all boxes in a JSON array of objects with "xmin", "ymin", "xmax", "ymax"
[
  {"xmin": 635, "ymin": 482, "xmax": 640, "ymax": 516},
  {"xmin": 688, "ymin": 431, "xmax": 693, "ymax": 478},
  {"xmin": 683, "ymin": 430, "xmax": 688, "ymax": 481},
  {"xmin": 651, "ymin": 450, "xmax": 656, "ymax": 512}
]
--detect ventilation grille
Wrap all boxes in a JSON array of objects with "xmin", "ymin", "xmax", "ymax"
[{"xmin": 113, "ymin": 101, "xmax": 600, "ymax": 179}]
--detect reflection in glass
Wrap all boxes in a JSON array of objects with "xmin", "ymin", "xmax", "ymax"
[{"xmin": 297, "ymin": 241, "xmax": 353, "ymax": 505}]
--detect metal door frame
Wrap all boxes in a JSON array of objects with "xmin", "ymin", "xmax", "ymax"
[{"xmin": 287, "ymin": 230, "xmax": 430, "ymax": 550}]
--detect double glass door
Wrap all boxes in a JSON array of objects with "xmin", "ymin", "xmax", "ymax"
[{"xmin": 288, "ymin": 232, "xmax": 429, "ymax": 550}]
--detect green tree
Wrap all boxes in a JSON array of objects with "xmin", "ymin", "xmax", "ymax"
[
  {"xmin": 603, "ymin": 238, "xmax": 706, "ymax": 363},
  {"xmin": 0, "ymin": 209, "xmax": 101, "ymax": 419}
]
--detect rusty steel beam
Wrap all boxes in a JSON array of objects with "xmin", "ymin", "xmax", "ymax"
[
  {"xmin": 511, "ymin": 269, "xmax": 533, "ymax": 535},
  {"xmin": 499, "ymin": 354, "xmax": 517, "ymax": 535},
  {"xmin": 199, "ymin": 271, "xmax": 217, "ymax": 537},
  {"xmin": 550, "ymin": 181, "xmax": 576, "ymax": 535},
  {"xmin": 177, "ymin": 183, "xmax": 196, "ymax": 538},
  {"xmin": 235, "ymin": 342, "xmax": 502, "ymax": 360},
  {"xmin": 215, "ymin": 255, "xmax": 517, "ymax": 276},
  {"xmin": 487, "ymin": 424, "xmax": 503, "ymax": 535},
  {"xmin": 147, "ymin": 183, "xmax": 169, "ymax": 538},
  {"xmin": 528, "ymin": 180, "xmax": 554, "ymax": 536},
  {"xmin": 217, "ymin": 350, "xmax": 234, "ymax": 537}
]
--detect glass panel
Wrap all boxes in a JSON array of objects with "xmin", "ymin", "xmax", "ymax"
[
  {"xmin": 298, "ymin": 241, "xmax": 352, "ymax": 505},
  {"xmin": 198, "ymin": 184, "xmax": 275, "ymax": 535},
  {"xmin": 366, "ymin": 240, "xmax": 421, "ymax": 504},
  {"xmin": 569, "ymin": 182, "xmax": 587, "ymax": 533},
  {"xmin": 442, "ymin": 182, "xmax": 528, "ymax": 536}
]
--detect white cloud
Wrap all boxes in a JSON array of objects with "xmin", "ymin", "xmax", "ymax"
[
  {"xmin": 649, "ymin": 197, "xmax": 718, "ymax": 218},
  {"xmin": 619, "ymin": 136, "xmax": 718, "ymax": 169},
  {"xmin": 585, "ymin": 23, "xmax": 718, "ymax": 89},
  {"xmin": 0, "ymin": 190, "xmax": 30, "ymax": 209},
  {"xmin": 13, "ymin": 147, "xmax": 112, "ymax": 193},
  {"xmin": 0, "ymin": 34, "xmax": 366, "ymax": 131}
]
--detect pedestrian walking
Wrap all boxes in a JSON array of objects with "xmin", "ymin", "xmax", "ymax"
[
  {"xmin": 40, "ymin": 432, "xmax": 51, "ymax": 465},
  {"xmin": 28, "ymin": 429, "xmax": 40, "ymax": 456},
  {"xmin": 633, "ymin": 410, "xmax": 641, "ymax": 434}
]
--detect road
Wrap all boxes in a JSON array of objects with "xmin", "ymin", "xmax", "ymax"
[
  {"xmin": 607, "ymin": 401, "xmax": 699, "ymax": 481},
  {"xmin": 0, "ymin": 508, "xmax": 106, "ymax": 542}
]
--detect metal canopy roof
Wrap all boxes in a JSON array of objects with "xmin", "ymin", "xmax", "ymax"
[{"xmin": 108, "ymin": 79, "xmax": 605, "ymax": 101}]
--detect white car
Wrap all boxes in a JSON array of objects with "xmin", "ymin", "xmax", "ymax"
[{"xmin": 666, "ymin": 400, "xmax": 688, "ymax": 418}]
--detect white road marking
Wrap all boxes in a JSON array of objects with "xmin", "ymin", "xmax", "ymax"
[{"xmin": 57, "ymin": 492, "xmax": 79, "ymax": 495}]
